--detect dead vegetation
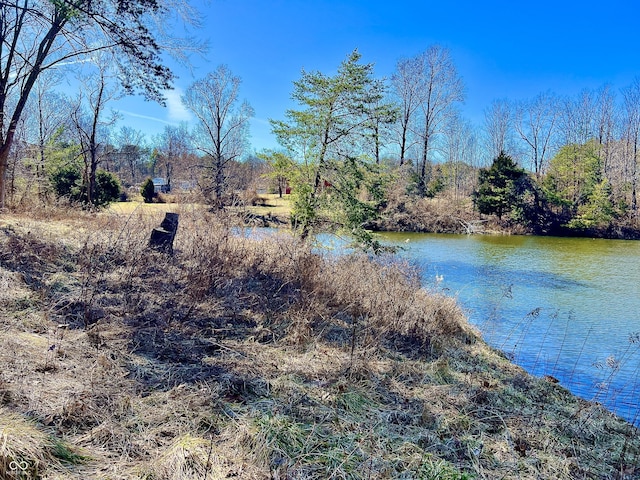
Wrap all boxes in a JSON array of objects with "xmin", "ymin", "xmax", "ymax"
[
  {"xmin": 0, "ymin": 207, "xmax": 639, "ymax": 479},
  {"xmin": 367, "ymin": 185, "xmax": 532, "ymax": 236}
]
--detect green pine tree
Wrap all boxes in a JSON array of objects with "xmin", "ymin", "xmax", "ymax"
[
  {"xmin": 141, "ymin": 178, "xmax": 155, "ymax": 204},
  {"xmin": 270, "ymin": 50, "xmax": 394, "ymax": 250},
  {"xmin": 473, "ymin": 152, "xmax": 529, "ymax": 220}
]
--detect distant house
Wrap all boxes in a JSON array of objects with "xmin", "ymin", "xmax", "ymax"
[{"xmin": 152, "ymin": 177, "xmax": 170, "ymax": 194}]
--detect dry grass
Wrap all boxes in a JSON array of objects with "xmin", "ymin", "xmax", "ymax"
[
  {"xmin": 245, "ymin": 193, "xmax": 292, "ymax": 217},
  {"xmin": 0, "ymin": 207, "xmax": 639, "ymax": 479},
  {"xmin": 110, "ymin": 194, "xmax": 290, "ymax": 228},
  {"xmin": 369, "ymin": 194, "xmax": 475, "ymax": 234},
  {"xmin": 371, "ymin": 191, "xmax": 532, "ymax": 236},
  {"xmin": 108, "ymin": 200, "xmax": 192, "ymax": 216}
]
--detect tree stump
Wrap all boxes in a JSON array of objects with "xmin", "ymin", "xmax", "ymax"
[{"xmin": 149, "ymin": 212, "xmax": 179, "ymax": 254}]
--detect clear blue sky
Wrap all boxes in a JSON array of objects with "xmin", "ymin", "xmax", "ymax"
[{"xmin": 114, "ymin": 0, "xmax": 640, "ymax": 152}]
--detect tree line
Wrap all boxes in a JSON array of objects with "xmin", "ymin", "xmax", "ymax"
[
  {"xmin": 265, "ymin": 48, "xmax": 640, "ymax": 242},
  {"xmin": 2, "ymin": 2, "xmax": 639, "ymax": 240}
]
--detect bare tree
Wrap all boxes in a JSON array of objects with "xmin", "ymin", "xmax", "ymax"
[
  {"xmin": 22, "ymin": 74, "xmax": 71, "ymax": 197},
  {"xmin": 442, "ymin": 113, "xmax": 478, "ymax": 198},
  {"xmin": 391, "ymin": 56, "xmax": 424, "ymax": 165},
  {"xmin": 621, "ymin": 78, "xmax": 640, "ymax": 214},
  {"xmin": 0, "ymin": 0, "xmax": 201, "ymax": 209},
  {"xmin": 483, "ymin": 99, "xmax": 516, "ymax": 162},
  {"xmin": 155, "ymin": 123, "xmax": 193, "ymax": 191},
  {"xmin": 70, "ymin": 66, "xmax": 119, "ymax": 205},
  {"xmin": 183, "ymin": 65, "xmax": 253, "ymax": 206},
  {"xmin": 110, "ymin": 126, "xmax": 147, "ymax": 185},
  {"xmin": 6, "ymin": 117, "xmax": 28, "ymax": 204},
  {"xmin": 558, "ymin": 89, "xmax": 596, "ymax": 146},
  {"xmin": 513, "ymin": 92, "xmax": 560, "ymax": 176},
  {"xmin": 594, "ymin": 85, "xmax": 617, "ymax": 176},
  {"xmin": 413, "ymin": 46, "xmax": 465, "ymax": 196}
]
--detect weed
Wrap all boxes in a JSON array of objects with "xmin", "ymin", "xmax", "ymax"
[{"xmin": 0, "ymin": 208, "xmax": 638, "ymax": 479}]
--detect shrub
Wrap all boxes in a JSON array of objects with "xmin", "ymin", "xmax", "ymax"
[
  {"xmin": 50, "ymin": 164, "xmax": 83, "ymax": 203},
  {"xmin": 93, "ymin": 170, "xmax": 121, "ymax": 207},
  {"xmin": 141, "ymin": 178, "xmax": 155, "ymax": 203},
  {"xmin": 49, "ymin": 165, "xmax": 121, "ymax": 207}
]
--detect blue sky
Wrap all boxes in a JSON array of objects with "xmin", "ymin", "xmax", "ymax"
[{"xmin": 114, "ymin": 0, "xmax": 640, "ymax": 152}]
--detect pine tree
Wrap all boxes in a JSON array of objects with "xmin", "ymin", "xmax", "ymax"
[
  {"xmin": 270, "ymin": 50, "xmax": 394, "ymax": 248},
  {"xmin": 474, "ymin": 152, "xmax": 529, "ymax": 219},
  {"xmin": 141, "ymin": 178, "xmax": 155, "ymax": 204}
]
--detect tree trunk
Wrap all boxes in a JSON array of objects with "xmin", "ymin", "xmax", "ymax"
[
  {"xmin": 632, "ymin": 143, "xmax": 638, "ymax": 214},
  {"xmin": 0, "ymin": 144, "xmax": 9, "ymax": 210},
  {"xmin": 399, "ymin": 124, "xmax": 407, "ymax": 166},
  {"xmin": 418, "ymin": 132, "xmax": 430, "ymax": 196}
]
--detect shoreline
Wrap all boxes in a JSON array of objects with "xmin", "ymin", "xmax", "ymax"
[{"xmin": 0, "ymin": 209, "xmax": 639, "ymax": 478}]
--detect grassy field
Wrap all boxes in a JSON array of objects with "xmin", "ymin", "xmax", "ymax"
[
  {"xmin": 109, "ymin": 193, "xmax": 292, "ymax": 224},
  {"xmin": 0, "ymin": 206, "xmax": 639, "ymax": 479},
  {"xmin": 245, "ymin": 193, "xmax": 292, "ymax": 218}
]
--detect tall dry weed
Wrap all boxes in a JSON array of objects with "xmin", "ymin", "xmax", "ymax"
[
  {"xmin": 174, "ymin": 211, "xmax": 475, "ymax": 358},
  {"xmin": 2, "ymin": 208, "xmax": 638, "ymax": 479}
]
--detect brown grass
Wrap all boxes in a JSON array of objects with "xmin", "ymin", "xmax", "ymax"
[
  {"xmin": 370, "ymin": 193, "xmax": 475, "ymax": 234},
  {"xmin": 0, "ymin": 206, "xmax": 638, "ymax": 479},
  {"xmin": 371, "ymin": 190, "xmax": 532, "ymax": 236}
]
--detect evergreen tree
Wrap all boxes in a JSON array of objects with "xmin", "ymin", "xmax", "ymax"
[
  {"xmin": 568, "ymin": 179, "xmax": 615, "ymax": 229},
  {"xmin": 92, "ymin": 170, "xmax": 121, "ymax": 207},
  {"xmin": 542, "ymin": 141, "xmax": 616, "ymax": 229},
  {"xmin": 473, "ymin": 152, "xmax": 529, "ymax": 219},
  {"xmin": 270, "ymin": 50, "xmax": 394, "ymax": 249},
  {"xmin": 50, "ymin": 165, "xmax": 84, "ymax": 203},
  {"xmin": 50, "ymin": 165, "xmax": 120, "ymax": 207},
  {"xmin": 141, "ymin": 178, "xmax": 155, "ymax": 203},
  {"xmin": 544, "ymin": 141, "xmax": 602, "ymax": 217}
]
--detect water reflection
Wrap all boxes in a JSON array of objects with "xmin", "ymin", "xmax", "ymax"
[
  {"xmin": 246, "ymin": 228, "xmax": 640, "ymax": 425},
  {"xmin": 380, "ymin": 232, "xmax": 640, "ymax": 426}
]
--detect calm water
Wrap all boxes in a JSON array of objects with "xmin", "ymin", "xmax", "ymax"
[{"xmin": 379, "ymin": 232, "xmax": 640, "ymax": 425}]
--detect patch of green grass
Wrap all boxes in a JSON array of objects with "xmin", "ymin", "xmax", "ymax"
[
  {"xmin": 45, "ymin": 272, "xmax": 73, "ymax": 294},
  {"xmin": 251, "ymin": 385, "xmax": 473, "ymax": 480},
  {"xmin": 387, "ymin": 443, "xmax": 475, "ymax": 479},
  {"xmin": 7, "ymin": 295, "xmax": 40, "ymax": 312},
  {"xmin": 50, "ymin": 438, "xmax": 88, "ymax": 465},
  {"xmin": 336, "ymin": 389, "xmax": 375, "ymax": 415},
  {"xmin": 254, "ymin": 412, "xmax": 367, "ymax": 478}
]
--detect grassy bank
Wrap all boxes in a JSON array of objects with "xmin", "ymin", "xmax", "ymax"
[{"xmin": 0, "ymin": 207, "xmax": 638, "ymax": 479}]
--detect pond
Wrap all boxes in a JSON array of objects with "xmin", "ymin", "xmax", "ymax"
[{"xmin": 378, "ymin": 232, "xmax": 640, "ymax": 426}]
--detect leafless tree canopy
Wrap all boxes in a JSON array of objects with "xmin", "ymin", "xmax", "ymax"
[
  {"xmin": 0, "ymin": 0, "xmax": 200, "ymax": 208},
  {"xmin": 513, "ymin": 92, "xmax": 560, "ymax": 176},
  {"xmin": 182, "ymin": 65, "xmax": 254, "ymax": 206},
  {"xmin": 391, "ymin": 46, "xmax": 465, "ymax": 195}
]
